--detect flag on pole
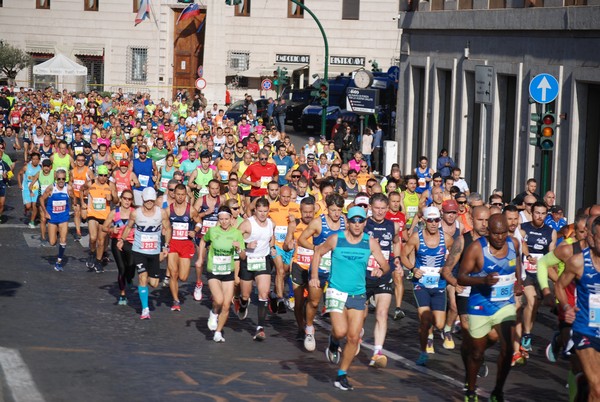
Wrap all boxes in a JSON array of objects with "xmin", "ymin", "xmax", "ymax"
[
  {"xmin": 177, "ymin": 3, "xmax": 201, "ymax": 25},
  {"xmin": 135, "ymin": 0, "xmax": 151, "ymax": 26},
  {"xmin": 196, "ymin": 18, "xmax": 205, "ymax": 34}
]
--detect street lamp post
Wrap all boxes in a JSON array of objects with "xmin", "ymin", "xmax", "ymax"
[{"xmin": 290, "ymin": 0, "xmax": 329, "ymax": 138}]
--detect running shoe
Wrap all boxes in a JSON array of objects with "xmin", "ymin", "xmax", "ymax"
[
  {"xmin": 193, "ymin": 282, "xmax": 203, "ymax": 301},
  {"xmin": 295, "ymin": 329, "xmax": 305, "ymax": 342},
  {"xmin": 268, "ymin": 296, "xmax": 278, "ymax": 314},
  {"xmin": 93, "ymin": 262, "xmax": 104, "ymax": 274},
  {"xmin": 334, "ymin": 374, "xmax": 354, "ymax": 391},
  {"xmin": 519, "ymin": 345, "xmax": 530, "ymax": 359},
  {"xmin": 443, "ymin": 331, "xmax": 456, "ymax": 350},
  {"xmin": 213, "ymin": 331, "xmax": 225, "ymax": 343},
  {"xmin": 102, "ymin": 252, "xmax": 110, "ymax": 265},
  {"xmin": 416, "ymin": 351, "xmax": 429, "ymax": 366},
  {"xmin": 277, "ymin": 299, "xmax": 287, "ymax": 314},
  {"xmin": 464, "ymin": 390, "xmax": 478, "ymax": 402},
  {"xmin": 118, "ymin": 296, "xmax": 128, "ymax": 306},
  {"xmin": 238, "ymin": 302, "xmax": 248, "ymax": 320},
  {"xmin": 162, "ymin": 276, "xmax": 170, "ymax": 288},
  {"xmin": 54, "ymin": 261, "xmax": 63, "ymax": 272},
  {"xmin": 40, "ymin": 239, "xmax": 52, "ymax": 248},
  {"xmin": 304, "ymin": 333, "xmax": 316, "ymax": 352},
  {"xmin": 511, "ymin": 351, "xmax": 526, "ymax": 366},
  {"xmin": 489, "ymin": 390, "xmax": 504, "ymax": 402},
  {"xmin": 426, "ymin": 338, "xmax": 435, "ymax": 354},
  {"xmin": 546, "ymin": 332, "xmax": 560, "ymax": 363},
  {"xmin": 521, "ymin": 334, "xmax": 532, "ymax": 352},
  {"xmin": 140, "ymin": 308, "xmax": 151, "ymax": 320},
  {"xmin": 208, "ymin": 310, "xmax": 218, "ymax": 330},
  {"xmin": 477, "ymin": 361, "xmax": 489, "ymax": 378},
  {"xmin": 73, "ymin": 233, "xmax": 82, "ymax": 241},
  {"xmin": 28, "ymin": 222, "xmax": 36, "ymax": 229},
  {"xmin": 171, "ymin": 300, "xmax": 181, "ymax": 312},
  {"xmin": 86, "ymin": 254, "xmax": 94, "ymax": 269},
  {"xmin": 393, "ymin": 307, "xmax": 406, "ymax": 321},
  {"xmin": 253, "ymin": 327, "xmax": 266, "ymax": 341},
  {"xmin": 285, "ymin": 296, "xmax": 295, "ymax": 310},
  {"xmin": 369, "ymin": 352, "xmax": 388, "ymax": 368},
  {"xmin": 325, "ymin": 335, "xmax": 341, "ymax": 364},
  {"xmin": 368, "ymin": 296, "xmax": 377, "ymax": 309}
]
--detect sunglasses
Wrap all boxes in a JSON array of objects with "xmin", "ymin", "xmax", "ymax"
[
  {"xmin": 121, "ymin": 197, "xmax": 133, "ymax": 201},
  {"xmin": 356, "ymin": 204, "xmax": 369, "ymax": 209},
  {"xmin": 259, "ymin": 158, "xmax": 268, "ymax": 161},
  {"xmin": 168, "ymin": 188, "xmax": 175, "ymax": 192},
  {"xmin": 98, "ymin": 174, "xmax": 108, "ymax": 177},
  {"xmin": 360, "ymin": 165, "xmax": 368, "ymax": 168},
  {"xmin": 349, "ymin": 217, "xmax": 366, "ymax": 224},
  {"xmin": 231, "ymin": 207, "xmax": 240, "ymax": 211},
  {"xmin": 525, "ymin": 202, "xmax": 534, "ymax": 206},
  {"xmin": 457, "ymin": 201, "xmax": 467, "ymax": 205},
  {"xmin": 433, "ymin": 179, "xmax": 442, "ymax": 183},
  {"xmin": 426, "ymin": 218, "xmax": 442, "ymax": 223},
  {"xmin": 139, "ymin": 152, "xmax": 147, "ymax": 155},
  {"xmin": 491, "ymin": 202, "xmax": 504, "ymax": 207},
  {"xmin": 56, "ymin": 178, "xmax": 66, "ymax": 181},
  {"xmin": 291, "ymin": 175, "xmax": 301, "ymax": 179}
]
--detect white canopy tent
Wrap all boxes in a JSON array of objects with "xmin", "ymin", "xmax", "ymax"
[{"xmin": 33, "ymin": 54, "xmax": 88, "ymax": 91}]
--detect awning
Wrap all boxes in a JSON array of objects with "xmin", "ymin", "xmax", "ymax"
[
  {"xmin": 273, "ymin": 63, "xmax": 309, "ymax": 74},
  {"xmin": 73, "ymin": 46, "xmax": 104, "ymax": 57},
  {"xmin": 25, "ymin": 43, "xmax": 55, "ymax": 55}
]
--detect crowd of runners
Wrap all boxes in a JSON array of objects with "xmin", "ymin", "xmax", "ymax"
[{"xmin": 1, "ymin": 86, "xmax": 600, "ymax": 401}]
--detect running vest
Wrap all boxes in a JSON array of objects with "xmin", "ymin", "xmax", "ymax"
[
  {"xmin": 111, "ymin": 206, "xmax": 135, "ymax": 242},
  {"xmin": 170, "ymin": 203, "xmax": 194, "ymax": 241},
  {"xmin": 237, "ymin": 161, "xmax": 251, "ymax": 191},
  {"xmin": 414, "ymin": 228, "xmax": 447, "ymax": 289},
  {"xmin": 38, "ymin": 170, "xmax": 55, "ymax": 196},
  {"xmin": 39, "ymin": 146, "xmax": 53, "ymax": 162},
  {"xmin": 403, "ymin": 191, "xmax": 420, "ymax": 227},
  {"xmin": 71, "ymin": 167, "xmax": 90, "ymax": 197},
  {"xmin": 47, "ymin": 184, "xmax": 70, "ymax": 224},
  {"xmin": 113, "ymin": 170, "xmax": 132, "ymax": 197},
  {"xmin": 199, "ymin": 195, "xmax": 220, "ymax": 236},
  {"xmin": 269, "ymin": 201, "xmax": 300, "ymax": 248},
  {"xmin": 193, "ymin": 168, "xmax": 213, "ymax": 198},
  {"xmin": 364, "ymin": 218, "xmax": 395, "ymax": 281},
  {"xmin": 521, "ymin": 221, "xmax": 553, "ymax": 274},
  {"xmin": 573, "ymin": 247, "xmax": 600, "ymax": 338},
  {"xmin": 22, "ymin": 163, "xmax": 41, "ymax": 196},
  {"xmin": 159, "ymin": 166, "xmax": 175, "ymax": 192},
  {"xmin": 245, "ymin": 216, "xmax": 274, "ymax": 258},
  {"xmin": 292, "ymin": 220, "xmax": 313, "ymax": 270},
  {"xmin": 468, "ymin": 237, "xmax": 517, "ymax": 316},
  {"xmin": 132, "ymin": 206, "xmax": 163, "ymax": 255},
  {"xmin": 415, "ymin": 167, "xmax": 432, "ymax": 194},
  {"xmin": 329, "ymin": 231, "xmax": 371, "ymax": 296},
  {"xmin": 52, "ymin": 153, "xmax": 71, "ymax": 180},
  {"xmin": 225, "ymin": 192, "xmax": 242, "ymax": 206},
  {"xmin": 87, "ymin": 181, "xmax": 111, "ymax": 220},
  {"xmin": 314, "ymin": 214, "xmax": 346, "ymax": 274},
  {"xmin": 133, "ymin": 158, "xmax": 154, "ymax": 190}
]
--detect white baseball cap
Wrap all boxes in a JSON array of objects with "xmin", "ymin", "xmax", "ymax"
[
  {"xmin": 423, "ymin": 206, "xmax": 441, "ymax": 220},
  {"xmin": 142, "ymin": 187, "xmax": 157, "ymax": 201}
]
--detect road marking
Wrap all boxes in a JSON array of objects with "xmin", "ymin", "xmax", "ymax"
[
  {"xmin": 201, "ymin": 371, "xmax": 264, "ymax": 386},
  {"xmin": 28, "ymin": 346, "xmax": 93, "ymax": 353},
  {"xmin": 136, "ymin": 351, "xmax": 194, "ymax": 358},
  {"xmin": 0, "ymin": 346, "xmax": 45, "ymax": 402},
  {"xmin": 315, "ymin": 393, "xmax": 342, "ymax": 402},
  {"xmin": 261, "ymin": 372, "xmax": 308, "ymax": 387},
  {"xmin": 175, "ymin": 370, "xmax": 199, "ymax": 386}
]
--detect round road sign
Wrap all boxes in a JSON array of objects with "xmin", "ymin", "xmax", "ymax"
[
  {"xmin": 195, "ymin": 78, "xmax": 207, "ymax": 90},
  {"xmin": 261, "ymin": 79, "xmax": 273, "ymax": 91},
  {"xmin": 197, "ymin": 65, "xmax": 204, "ymax": 78}
]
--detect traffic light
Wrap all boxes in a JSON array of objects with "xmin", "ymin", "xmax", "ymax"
[
  {"xmin": 319, "ymin": 82, "xmax": 329, "ymax": 107},
  {"xmin": 178, "ymin": 0, "xmax": 194, "ymax": 3},
  {"xmin": 273, "ymin": 69, "xmax": 279, "ymax": 86},
  {"xmin": 539, "ymin": 112, "xmax": 556, "ymax": 150},
  {"xmin": 529, "ymin": 112, "xmax": 541, "ymax": 147},
  {"xmin": 279, "ymin": 67, "xmax": 289, "ymax": 86},
  {"xmin": 225, "ymin": 0, "xmax": 242, "ymax": 5}
]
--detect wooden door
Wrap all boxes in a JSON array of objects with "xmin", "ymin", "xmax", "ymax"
[{"xmin": 173, "ymin": 9, "xmax": 206, "ymax": 99}]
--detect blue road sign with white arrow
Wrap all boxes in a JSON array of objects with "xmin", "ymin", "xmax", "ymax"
[{"xmin": 529, "ymin": 73, "xmax": 559, "ymax": 104}]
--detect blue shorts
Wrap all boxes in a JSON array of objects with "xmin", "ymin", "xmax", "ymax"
[
  {"xmin": 572, "ymin": 331, "xmax": 600, "ymax": 352},
  {"xmin": 22, "ymin": 189, "xmax": 39, "ymax": 204},
  {"xmin": 413, "ymin": 286, "xmax": 447, "ymax": 311},
  {"xmin": 0, "ymin": 186, "xmax": 5, "ymax": 197},
  {"xmin": 273, "ymin": 245, "xmax": 293, "ymax": 266}
]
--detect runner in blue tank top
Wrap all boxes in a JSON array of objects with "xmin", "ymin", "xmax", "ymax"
[
  {"xmin": 458, "ymin": 214, "xmax": 524, "ymax": 402},
  {"xmin": 557, "ymin": 215, "xmax": 600, "ymax": 402},
  {"xmin": 310, "ymin": 206, "xmax": 389, "ymax": 391},
  {"xmin": 401, "ymin": 206, "xmax": 454, "ymax": 366},
  {"xmin": 298, "ymin": 193, "xmax": 346, "ymax": 352}
]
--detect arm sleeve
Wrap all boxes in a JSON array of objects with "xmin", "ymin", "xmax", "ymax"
[{"xmin": 536, "ymin": 251, "xmax": 562, "ymax": 290}]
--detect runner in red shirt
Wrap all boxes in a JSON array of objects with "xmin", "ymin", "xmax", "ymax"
[
  {"xmin": 240, "ymin": 149, "xmax": 279, "ymax": 198},
  {"xmin": 384, "ymin": 191, "xmax": 408, "ymax": 321}
]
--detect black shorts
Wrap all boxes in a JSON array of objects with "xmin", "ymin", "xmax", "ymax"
[
  {"xmin": 87, "ymin": 216, "xmax": 105, "ymax": 225},
  {"xmin": 572, "ymin": 331, "xmax": 600, "ymax": 352},
  {"xmin": 523, "ymin": 273, "xmax": 542, "ymax": 297},
  {"xmin": 457, "ymin": 295, "xmax": 469, "ymax": 316},
  {"xmin": 290, "ymin": 263, "xmax": 328, "ymax": 288},
  {"xmin": 366, "ymin": 276, "xmax": 394, "ymax": 298},
  {"xmin": 239, "ymin": 255, "xmax": 272, "ymax": 281},
  {"xmin": 133, "ymin": 251, "xmax": 161, "ymax": 279},
  {"xmin": 207, "ymin": 271, "xmax": 235, "ymax": 282}
]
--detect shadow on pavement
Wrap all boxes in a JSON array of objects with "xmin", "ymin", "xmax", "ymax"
[{"xmin": 0, "ymin": 280, "xmax": 22, "ymax": 297}]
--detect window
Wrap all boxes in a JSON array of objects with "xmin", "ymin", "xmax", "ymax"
[
  {"xmin": 0, "ymin": 1, "xmax": 3, "ymax": 7},
  {"xmin": 288, "ymin": 0, "xmax": 303, "ymax": 18},
  {"xmin": 133, "ymin": 0, "xmax": 140, "ymax": 13},
  {"xmin": 84, "ymin": 0, "xmax": 99, "ymax": 11},
  {"xmin": 228, "ymin": 51, "xmax": 250, "ymax": 72},
  {"xmin": 78, "ymin": 56, "xmax": 105, "ymax": 92},
  {"xmin": 36, "ymin": 0, "xmax": 50, "ymax": 9},
  {"xmin": 127, "ymin": 47, "xmax": 148, "ymax": 83},
  {"xmin": 342, "ymin": 0, "xmax": 359, "ymax": 20},
  {"xmin": 235, "ymin": 0, "xmax": 250, "ymax": 17}
]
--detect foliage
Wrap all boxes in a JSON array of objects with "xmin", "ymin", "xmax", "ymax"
[{"xmin": 0, "ymin": 42, "xmax": 33, "ymax": 81}]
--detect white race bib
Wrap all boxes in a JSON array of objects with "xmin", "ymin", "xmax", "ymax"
[
  {"xmin": 73, "ymin": 179, "xmax": 85, "ymax": 192},
  {"xmin": 319, "ymin": 251, "xmax": 332, "ymax": 273},
  {"xmin": 160, "ymin": 178, "xmax": 170, "ymax": 192},
  {"xmin": 419, "ymin": 266, "xmax": 441, "ymax": 289},
  {"xmin": 219, "ymin": 170, "xmax": 229, "ymax": 181},
  {"xmin": 491, "ymin": 273, "xmax": 516, "ymax": 302},
  {"xmin": 172, "ymin": 222, "xmax": 189, "ymax": 240},
  {"xmin": 138, "ymin": 174, "xmax": 150, "ymax": 187},
  {"xmin": 325, "ymin": 288, "xmax": 348, "ymax": 314},
  {"xmin": 52, "ymin": 200, "xmax": 66, "ymax": 214},
  {"xmin": 367, "ymin": 250, "xmax": 390, "ymax": 271},
  {"xmin": 74, "ymin": 146, "xmax": 83, "ymax": 155},
  {"xmin": 589, "ymin": 294, "xmax": 600, "ymax": 328},
  {"xmin": 277, "ymin": 165, "xmax": 287, "ymax": 176},
  {"xmin": 296, "ymin": 246, "xmax": 314, "ymax": 266},
  {"xmin": 140, "ymin": 233, "xmax": 159, "ymax": 251},
  {"xmin": 212, "ymin": 255, "xmax": 233, "ymax": 275},
  {"xmin": 201, "ymin": 219, "xmax": 217, "ymax": 236},
  {"xmin": 247, "ymin": 256, "xmax": 267, "ymax": 272},
  {"xmin": 274, "ymin": 226, "xmax": 287, "ymax": 242},
  {"xmin": 260, "ymin": 176, "xmax": 272, "ymax": 189},
  {"xmin": 523, "ymin": 253, "xmax": 543, "ymax": 274},
  {"xmin": 92, "ymin": 197, "xmax": 106, "ymax": 211}
]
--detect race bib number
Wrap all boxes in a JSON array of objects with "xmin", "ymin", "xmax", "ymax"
[
  {"xmin": 491, "ymin": 273, "xmax": 516, "ymax": 302},
  {"xmin": 589, "ymin": 294, "xmax": 600, "ymax": 328},
  {"xmin": 52, "ymin": 200, "xmax": 66, "ymax": 214},
  {"xmin": 160, "ymin": 178, "xmax": 170, "ymax": 192},
  {"xmin": 156, "ymin": 158, "xmax": 166, "ymax": 169},
  {"xmin": 247, "ymin": 256, "xmax": 267, "ymax": 272},
  {"xmin": 260, "ymin": 176, "xmax": 272, "ymax": 189},
  {"xmin": 274, "ymin": 226, "xmax": 287, "ymax": 242},
  {"xmin": 297, "ymin": 246, "xmax": 314, "ymax": 266},
  {"xmin": 113, "ymin": 152, "xmax": 123, "ymax": 161},
  {"xmin": 418, "ymin": 178, "xmax": 426, "ymax": 188},
  {"xmin": 523, "ymin": 253, "xmax": 542, "ymax": 274},
  {"xmin": 277, "ymin": 165, "xmax": 287, "ymax": 176},
  {"xmin": 140, "ymin": 234, "xmax": 159, "ymax": 251},
  {"xmin": 201, "ymin": 219, "xmax": 217, "ymax": 236},
  {"xmin": 74, "ymin": 146, "xmax": 83, "ymax": 156},
  {"xmin": 319, "ymin": 251, "xmax": 332, "ymax": 273},
  {"xmin": 419, "ymin": 266, "xmax": 441, "ymax": 289},
  {"xmin": 172, "ymin": 222, "xmax": 189, "ymax": 240},
  {"xmin": 73, "ymin": 179, "xmax": 85, "ymax": 192},
  {"xmin": 92, "ymin": 197, "xmax": 106, "ymax": 211},
  {"xmin": 219, "ymin": 170, "xmax": 229, "ymax": 181},
  {"xmin": 198, "ymin": 186, "xmax": 209, "ymax": 197},
  {"xmin": 31, "ymin": 181, "xmax": 40, "ymax": 192},
  {"xmin": 407, "ymin": 205, "xmax": 418, "ymax": 218},
  {"xmin": 367, "ymin": 250, "xmax": 390, "ymax": 272},
  {"xmin": 325, "ymin": 288, "xmax": 348, "ymax": 314},
  {"xmin": 212, "ymin": 255, "xmax": 233, "ymax": 275},
  {"xmin": 138, "ymin": 174, "xmax": 150, "ymax": 187}
]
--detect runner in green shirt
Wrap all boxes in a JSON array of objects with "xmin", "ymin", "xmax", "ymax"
[{"xmin": 197, "ymin": 206, "xmax": 246, "ymax": 342}]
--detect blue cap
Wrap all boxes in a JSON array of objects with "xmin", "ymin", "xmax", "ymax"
[{"xmin": 347, "ymin": 206, "xmax": 367, "ymax": 220}]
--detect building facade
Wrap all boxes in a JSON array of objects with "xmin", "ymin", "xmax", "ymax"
[
  {"xmin": 395, "ymin": 1, "xmax": 600, "ymax": 219},
  {"xmin": 0, "ymin": 0, "xmax": 401, "ymax": 104}
]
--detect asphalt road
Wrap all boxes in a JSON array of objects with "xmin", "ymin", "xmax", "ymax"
[{"xmin": 0, "ymin": 128, "xmax": 570, "ymax": 402}]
